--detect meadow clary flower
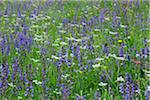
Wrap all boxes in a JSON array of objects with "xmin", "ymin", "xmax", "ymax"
[
  {"xmin": 119, "ymin": 83, "xmax": 124, "ymax": 95},
  {"xmin": 119, "ymin": 47, "xmax": 124, "ymax": 57},
  {"xmin": 125, "ymin": 81, "xmax": 130, "ymax": 100},
  {"xmin": 103, "ymin": 44, "xmax": 109, "ymax": 55},
  {"xmin": 0, "ymin": 36, "xmax": 6, "ymax": 55},
  {"xmin": 99, "ymin": 8, "xmax": 107, "ymax": 23},
  {"xmin": 126, "ymin": 52, "xmax": 130, "ymax": 61},
  {"xmin": 95, "ymin": 91, "xmax": 101, "ymax": 100},
  {"xmin": 61, "ymin": 86, "xmax": 70, "ymax": 99},
  {"xmin": 76, "ymin": 95, "xmax": 85, "ymax": 100},
  {"xmin": 145, "ymin": 86, "xmax": 150, "ymax": 100},
  {"xmin": 6, "ymin": 43, "xmax": 10, "ymax": 55}
]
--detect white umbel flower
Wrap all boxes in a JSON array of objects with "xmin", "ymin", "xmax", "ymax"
[{"xmin": 98, "ymin": 82, "xmax": 108, "ymax": 86}]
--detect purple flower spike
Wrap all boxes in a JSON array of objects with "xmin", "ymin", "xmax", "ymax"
[
  {"xmin": 119, "ymin": 47, "xmax": 124, "ymax": 57},
  {"xmin": 145, "ymin": 87, "xmax": 150, "ymax": 100}
]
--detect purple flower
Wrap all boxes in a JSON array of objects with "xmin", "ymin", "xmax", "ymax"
[
  {"xmin": 17, "ymin": 6, "xmax": 22, "ymax": 18},
  {"xmin": 76, "ymin": 45, "xmax": 82, "ymax": 67},
  {"xmin": 99, "ymin": 8, "xmax": 107, "ymax": 23},
  {"xmin": 6, "ymin": 44, "xmax": 10, "ymax": 56},
  {"xmin": 0, "ymin": 62, "xmax": 9, "ymax": 94},
  {"xmin": 119, "ymin": 83, "xmax": 124, "ymax": 95},
  {"xmin": 126, "ymin": 74, "xmax": 132, "ymax": 83},
  {"xmin": 145, "ymin": 87, "xmax": 150, "ymax": 100},
  {"xmin": 119, "ymin": 47, "xmax": 124, "ymax": 57},
  {"xmin": 103, "ymin": 44, "xmax": 109, "ymax": 55},
  {"xmin": 112, "ymin": 11, "xmax": 117, "ymax": 27},
  {"xmin": 62, "ymin": 86, "xmax": 70, "ymax": 99},
  {"xmin": 126, "ymin": 52, "xmax": 130, "ymax": 61},
  {"xmin": 41, "ymin": 47, "xmax": 47, "ymax": 55},
  {"xmin": 23, "ymin": 3, "xmax": 27, "ymax": 11},
  {"xmin": 19, "ymin": 69, "xmax": 23, "ymax": 81},
  {"xmin": 125, "ymin": 80, "xmax": 130, "ymax": 97},
  {"xmin": 88, "ymin": 60, "xmax": 93, "ymax": 69},
  {"xmin": 129, "ymin": 0, "xmax": 133, "ymax": 8},
  {"xmin": 135, "ymin": 0, "xmax": 140, "ymax": 8},
  {"xmin": 76, "ymin": 95, "xmax": 85, "ymax": 100},
  {"xmin": 95, "ymin": 91, "xmax": 101, "ymax": 99},
  {"xmin": 66, "ymin": 59, "xmax": 72, "ymax": 67},
  {"xmin": 131, "ymin": 83, "xmax": 135, "ymax": 96},
  {"xmin": 11, "ymin": 59, "xmax": 19, "ymax": 83}
]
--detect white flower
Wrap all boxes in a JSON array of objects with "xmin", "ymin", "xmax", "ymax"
[
  {"xmin": 57, "ymin": 25, "xmax": 63, "ymax": 29},
  {"xmin": 143, "ymin": 69, "xmax": 150, "ymax": 74},
  {"xmin": 59, "ymin": 30, "xmax": 66, "ymax": 33},
  {"xmin": 127, "ymin": 36, "xmax": 131, "ymax": 39},
  {"xmin": 67, "ymin": 37, "xmax": 75, "ymax": 41},
  {"xmin": 60, "ymin": 42, "xmax": 67, "ymax": 45},
  {"xmin": 34, "ymin": 34, "xmax": 43, "ymax": 38},
  {"xmin": 53, "ymin": 91, "xmax": 61, "ymax": 95},
  {"xmin": 94, "ymin": 29, "xmax": 100, "ymax": 32},
  {"xmin": 18, "ymin": 96, "xmax": 23, "ymax": 99},
  {"xmin": 108, "ymin": 54, "xmax": 125, "ymax": 60},
  {"xmin": 93, "ymin": 64, "xmax": 101, "ymax": 68},
  {"xmin": 80, "ymin": 46, "xmax": 86, "ymax": 50},
  {"xmin": 8, "ymin": 83, "xmax": 16, "ymax": 88},
  {"xmin": 98, "ymin": 82, "xmax": 107, "ymax": 86},
  {"xmin": 109, "ymin": 31, "xmax": 118, "ymax": 35},
  {"xmin": 33, "ymin": 80, "xmax": 42, "ymax": 85},
  {"xmin": 12, "ymin": 14, "xmax": 16, "ymax": 17},
  {"xmin": 116, "ymin": 76, "xmax": 124, "ymax": 82},
  {"xmin": 31, "ymin": 58, "xmax": 40, "ymax": 63},
  {"xmin": 116, "ymin": 16, "xmax": 121, "ymax": 19},
  {"xmin": 104, "ymin": 17, "xmax": 110, "ymax": 21},
  {"xmin": 69, "ymin": 23, "xmax": 79, "ymax": 27},
  {"xmin": 70, "ymin": 53, "xmax": 74, "ymax": 57},
  {"xmin": 52, "ymin": 43, "xmax": 59, "ymax": 46},
  {"xmin": 52, "ymin": 20, "xmax": 56, "ymax": 23},
  {"xmin": 93, "ymin": 34, "xmax": 99, "ymax": 37},
  {"xmin": 147, "ymin": 86, "xmax": 150, "ymax": 91},
  {"xmin": 108, "ymin": 54, "xmax": 117, "ymax": 58},
  {"xmin": 136, "ymin": 54, "xmax": 140, "ymax": 57},
  {"xmin": 81, "ymin": 37, "xmax": 88, "ymax": 40},
  {"xmin": 135, "ymin": 89, "xmax": 140, "ymax": 93},
  {"xmin": 146, "ymin": 39, "xmax": 150, "ymax": 42},
  {"xmin": 51, "ymin": 55, "xmax": 60, "ymax": 60},
  {"xmin": 146, "ymin": 73, "xmax": 150, "ymax": 78},
  {"xmin": 115, "ymin": 57, "xmax": 125, "ymax": 61},
  {"xmin": 76, "ymin": 39, "xmax": 82, "ymax": 42},
  {"xmin": 95, "ymin": 58, "xmax": 104, "ymax": 61},
  {"xmin": 120, "ymin": 25, "xmax": 127, "ymax": 28}
]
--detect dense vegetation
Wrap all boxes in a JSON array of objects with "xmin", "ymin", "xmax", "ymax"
[{"xmin": 0, "ymin": 0, "xmax": 149, "ymax": 100}]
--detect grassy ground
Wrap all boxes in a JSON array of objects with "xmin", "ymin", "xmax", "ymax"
[{"xmin": 0, "ymin": 0, "xmax": 149, "ymax": 100}]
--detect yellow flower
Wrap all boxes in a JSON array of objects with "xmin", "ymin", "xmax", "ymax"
[
  {"xmin": 118, "ymin": 39, "xmax": 123, "ymax": 43},
  {"xmin": 79, "ymin": 70, "xmax": 83, "ymax": 74}
]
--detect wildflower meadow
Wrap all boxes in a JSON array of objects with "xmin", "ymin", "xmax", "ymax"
[{"xmin": 0, "ymin": 0, "xmax": 149, "ymax": 100}]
